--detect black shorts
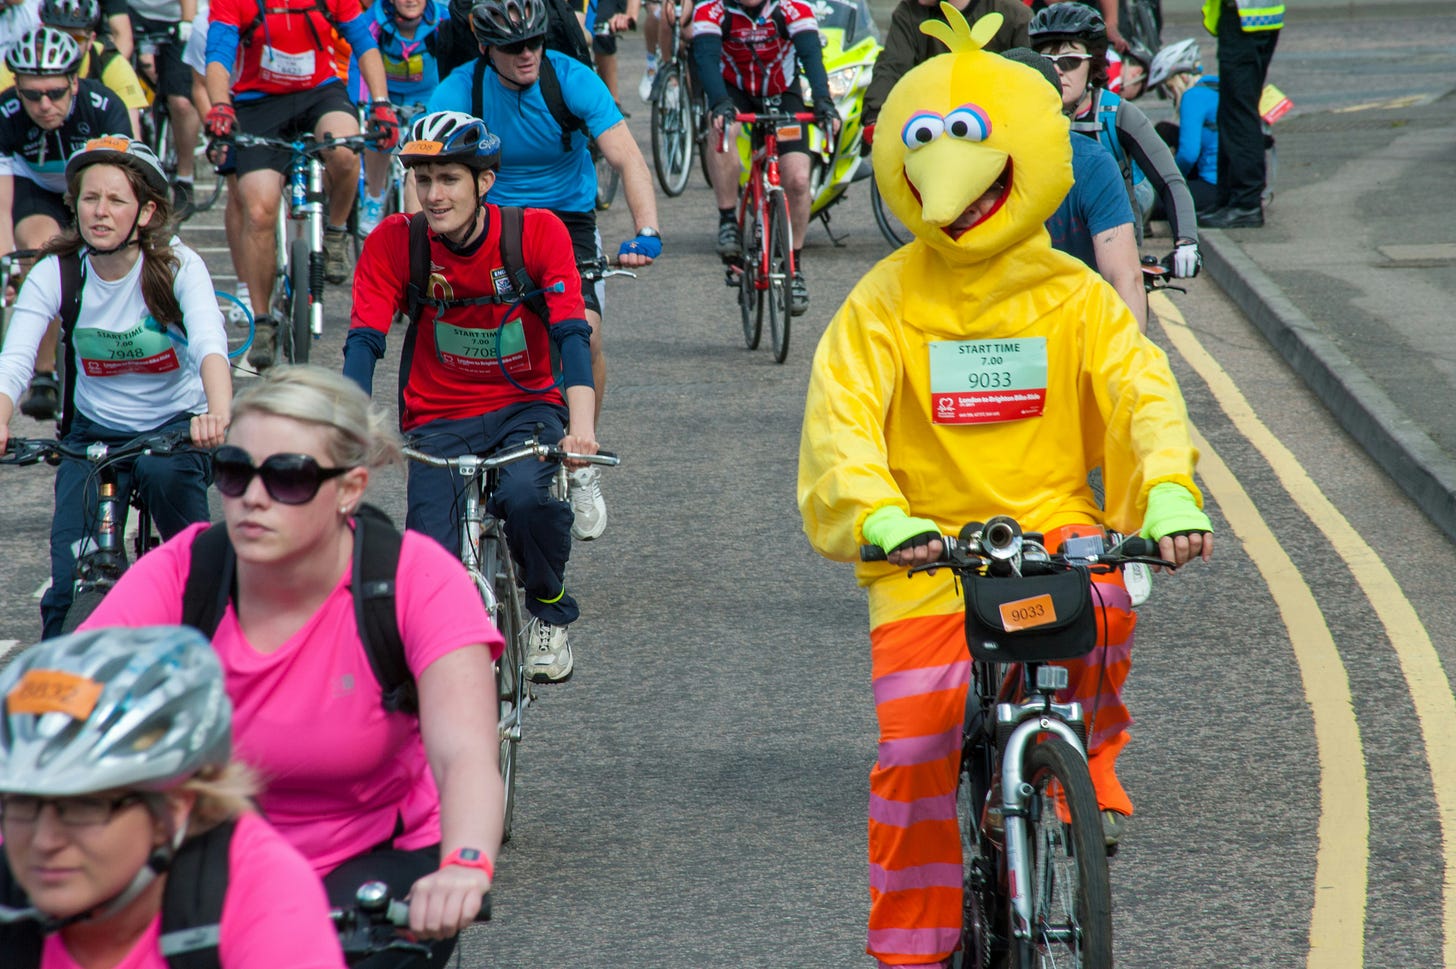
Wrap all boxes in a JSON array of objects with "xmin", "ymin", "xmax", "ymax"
[
  {"xmin": 131, "ymin": 15, "xmax": 192, "ymax": 100},
  {"xmin": 727, "ymin": 85, "xmax": 809, "ymax": 155},
  {"xmin": 12, "ymin": 184, "xmax": 70, "ymax": 227},
  {"xmin": 234, "ymin": 82, "xmax": 357, "ymax": 176},
  {"xmin": 550, "ymin": 209, "xmax": 603, "ymax": 316},
  {"xmin": 592, "ymin": 0, "xmax": 624, "ymax": 56}
]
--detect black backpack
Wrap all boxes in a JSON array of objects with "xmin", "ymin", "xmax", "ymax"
[
  {"xmin": 0, "ymin": 820, "xmax": 238, "ymax": 969},
  {"xmin": 180, "ymin": 505, "xmax": 419, "ymax": 715},
  {"xmin": 470, "ymin": 50, "xmax": 585, "ymax": 153}
]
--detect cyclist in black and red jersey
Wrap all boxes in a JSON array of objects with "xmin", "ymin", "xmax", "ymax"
[
  {"xmin": 691, "ymin": 0, "xmax": 836, "ymax": 315},
  {"xmin": 204, "ymin": 0, "xmax": 399, "ymax": 369}
]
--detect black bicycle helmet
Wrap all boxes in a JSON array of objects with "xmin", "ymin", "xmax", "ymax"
[
  {"xmin": 66, "ymin": 136, "xmax": 170, "ymax": 199},
  {"xmin": 1029, "ymin": 1, "xmax": 1107, "ymax": 46},
  {"xmin": 40, "ymin": 0, "xmax": 102, "ymax": 31},
  {"xmin": 469, "ymin": 0, "xmax": 547, "ymax": 47},
  {"xmin": 4, "ymin": 26, "xmax": 82, "ymax": 76},
  {"xmin": 398, "ymin": 111, "xmax": 502, "ymax": 171}
]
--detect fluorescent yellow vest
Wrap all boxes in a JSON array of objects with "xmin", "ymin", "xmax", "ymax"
[{"xmin": 1203, "ymin": 0, "xmax": 1285, "ymax": 34}]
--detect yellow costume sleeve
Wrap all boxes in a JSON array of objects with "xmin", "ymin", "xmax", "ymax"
[{"xmin": 99, "ymin": 53, "xmax": 150, "ymax": 110}]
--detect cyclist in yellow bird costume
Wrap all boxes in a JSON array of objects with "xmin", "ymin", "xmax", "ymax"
[{"xmin": 797, "ymin": 9, "xmax": 1214, "ymax": 966}]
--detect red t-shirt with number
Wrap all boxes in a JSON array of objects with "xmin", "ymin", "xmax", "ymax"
[{"xmin": 211, "ymin": 0, "xmax": 366, "ymax": 94}]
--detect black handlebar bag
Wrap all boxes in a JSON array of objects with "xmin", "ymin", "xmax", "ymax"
[{"xmin": 963, "ymin": 566, "xmax": 1098, "ymax": 662}]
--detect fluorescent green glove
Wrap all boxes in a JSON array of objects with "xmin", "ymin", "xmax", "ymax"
[
  {"xmin": 862, "ymin": 505, "xmax": 941, "ymax": 554},
  {"xmin": 1139, "ymin": 482, "xmax": 1212, "ymax": 540}
]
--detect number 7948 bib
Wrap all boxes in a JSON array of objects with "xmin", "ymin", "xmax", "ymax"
[{"xmin": 929, "ymin": 338, "xmax": 1048, "ymax": 425}]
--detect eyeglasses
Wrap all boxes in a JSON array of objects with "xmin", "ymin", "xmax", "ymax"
[
  {"xmin": 0, "ymin": 793, "xmax": 144, "ymax": 827},
  {"xmin": 1041, "ymin": 53, "xmax": 1093, "ymax": 74},
  {"xmin": 496, "ymin": 36, "xmax": 544, "ymax": 55},
  {"xmin": 213, "ymin": 445, "xmax": 353, "ymax": 505},
  {"xmin": 17, "ymin": 84, "xmax": 71, "ymax": 104}
]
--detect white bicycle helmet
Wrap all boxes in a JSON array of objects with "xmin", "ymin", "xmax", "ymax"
[
  {"xmin": 1148, "ymin": 37, "xmax": 1202, "ymax": 89},
  {"xmin": 0, "ymin": 626, "xmax": 232, "ymax": 798},
  {"xmin": 66, "ymin": 136, "xmax": 171, "ymax": 198},
  {"xmin": 4, "ymin": 26, "xmax": 82, "ymax": 77},
  {"xmin": 399, "ymin": 110, "xmax": 502, "ymax": 171}
]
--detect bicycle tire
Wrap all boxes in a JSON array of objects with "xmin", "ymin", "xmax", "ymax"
[
  {"xmin": 738, "ymin": 200, "xmax": 762, "ymax": 350},
  {"xmin": 594, "ymin": 146, "xmax": 620, "ymax": 211},
  {"xmin": 286, "ymin": 237, "xmax": 312, "ymax": 364},
  {"xmin": 650, "ymin": 62, "xmax": 694, "ymax": 197},
  {"xmin": 61, "ymin": 586, "xmax": 109, "ymax": 635},
  {"xmin": 871, "ymin": 174, "xmax": 911, "ymax": 249},
  {"xmin": 1014, "ymin": 737, "xmax": 1113, "ymax": 969},
  {"xmin": 765, "ymin": 190, "xmax": 791, "ymax": 364},
  {"xmin": 955, "ymin": 668, "xmax": 1008, "ymax": 969},
  {"xmin": 483, "ymin": 536, "xmax": 526, "ymax": 843}
]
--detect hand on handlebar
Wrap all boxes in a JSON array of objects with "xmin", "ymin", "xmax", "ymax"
[
  {"xmin": 557, "ymin": 433, "xmax": 600, "ymax": 469},
  {"xmin": 813, "ymin": 97, "xmax": 841, "ymax": 139},
  {"xmin": 710, "ymin": 98, "xmax": 736, "ymax": 139},
  {"xmin": 1155, "ymin": 530, "xmax": 1213, "ymax": 572},
  {"xmin": 367, "ymin": 100, "xmax": 401, "ymax": 151},
  {"xmin": 204, "ymin": 102, "xmax": 236, "ymax": 139},
  {"xmin": 406, "ymin": 865, "xmax": 490, "ymax": 940},
  {"xmin": 190, "ymin": 412, "xmax": 229, "ymax": 449},
  {"xmin": 1172, "ymin": 241, "xmax": 1201, "ymax": 279},
  {"xmin": 618, "ymin": 232, "xmax": 661, "ymax": 266},
  {"xmin": 886, "ymin": 533, "xmax": 944, "ymax": 567}
]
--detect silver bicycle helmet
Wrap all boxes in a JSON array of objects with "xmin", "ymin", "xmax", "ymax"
[
  {"xmin": 0, "ymin": 626, "xmax": 232, "ymax": 798},
  {"xmin": 40, "ymin": 0, "xmax": 102, "ymax": 32},
  {"xmin": 1148, "ymin": 37, "xmax": 1202, "ymax": 89},
  {"xmin": 4, "ymin": 26, "xmax": 82, "ymax": 77},
  {"xmin": 399, "ymin": 110, "xmax": 502, "ymax": 171},
  {"xmin": 66, "ymin": 136, "xmax": 171, "ymax": 198},
  {"xmin": 469, "ymin": 0, "xmax": 548, "ymax": 48}
]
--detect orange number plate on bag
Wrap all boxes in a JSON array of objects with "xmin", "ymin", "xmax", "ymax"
[{"xmin": 999, "ymin": 594, "xmax": 1057, "ymax": 631}]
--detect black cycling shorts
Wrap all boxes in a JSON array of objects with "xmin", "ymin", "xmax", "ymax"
[
  {"xmin": 234, "ymin": 82, "xmax": 358, "ymax": 176},
  {"xmin": 727, "ymin": 85, "xmax": 809, "ymax": 156},
  {"xmin": 11, "ymin": 183, "xmax": 70, "ymax": 227},
  {"xmin": 550, "ymin": 209, "xmax": 604, "ymax": 317},
  {"xmin": 592, "ymin": 0, "xmax": 625, "ymax": 56},
  {"xmin": 132, "ymin": 15, "xmax": 192, "ymax": 100}
]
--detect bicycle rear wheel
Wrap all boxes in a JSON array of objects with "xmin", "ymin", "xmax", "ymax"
[
  {"xmin": 765, "ymin": 190, "xmax": 791, "ymax": 364},
  {"xmin": 871, "ymin": 174, "xmax": 911, "ymax": 249},
  {"xmin": 594, "ymin": 145, "xmax": 620, "ymax": 211},
  {"xmin": 286, "ymin": 238, "xmax": 311, "ymax": 364},
  {"xmin": 651, "ymin": 62, "xmax": 694, "ymax": 197},
  {"xmin": 1015, "ymin": 737, "xmax": 1113, "ymax": 969},
  {"xmin": 738, "ymin": 201, "xmax": 762, "ymax": 350}
]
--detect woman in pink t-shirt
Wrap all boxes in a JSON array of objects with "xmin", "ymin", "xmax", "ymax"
[
  {"xmin": 83, "ymin": 365, "xmax": 505, "ymax": 966},
  {"xmin": 0, "ymin": 625, "xmax": 347, "ymax": 969}
]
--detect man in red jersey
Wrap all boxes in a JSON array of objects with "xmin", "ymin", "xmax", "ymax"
[{"xmin": 343, "ymin": 110, "xmax": 598, "ymax": 686}]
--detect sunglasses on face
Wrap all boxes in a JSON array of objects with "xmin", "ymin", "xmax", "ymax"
[
  {"xmin": 213, "ymin": 445, "xmax": 353, "ymax": 505},
  {"xmin": 1042, "ymin": 53, "xmax": 1093, "ymax": 74},
  {"xmin": 0, "ymin": 792, "xmax": 144, "ymax": 827},
  {"xmin": 17, "ymin": 84, "xmax": 71, "ymax": 103},
  {"xmin": 496, "ymin": 36, "xmax": 544, "ymax": 55}
]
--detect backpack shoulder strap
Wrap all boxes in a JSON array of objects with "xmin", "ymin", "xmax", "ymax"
[
  {"xmin": 181, "ymin": 523, "xmax": 236, "ymax": 639},
  {"xmin": 351, "ymin": 505, "xmax": 414, "ymax": 714},
  {"xmin": 0, "ymin": 853, "xmax": 42, "ymax": 969},
  {"xmin": 56, "ymin": 250, "xmax": 83, "ymax": 439},
  {"xmin": 472, "ymin": 55, "xmax": 487, "ymax": 125},
  {"xmin": 405, "ymin": 210, "xmax": 432, "ymax": 330},
  {"xmin": 536, "ymin": 53, "xmax": 586, "ymax": 152},
  {"xmin": 158, "ymin": 819, "xmax": 238, "ymax": 969},
  {"xmin": 499, "ymin": 205, "xmax": 549, "ymax": 325}
]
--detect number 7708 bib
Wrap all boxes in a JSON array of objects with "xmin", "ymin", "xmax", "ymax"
[{"xmin": 929, "ymin": 338, "xmax": 1048, "ymax": 425}]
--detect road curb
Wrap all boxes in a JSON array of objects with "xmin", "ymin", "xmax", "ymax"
[{"xmin": 1200, "ymin": 231, "xmax": 1456, "ymax": 542}]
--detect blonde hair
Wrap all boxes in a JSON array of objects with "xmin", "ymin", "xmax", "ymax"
[
  {"xmin": 178, "ymin": 761, "xmax": 261, "ymax": 836},
  {"xmin": 229, "ymin": 365, "xmax": 401, "ymax": 469},
  {"xmin": 1164, "ymin": 72, "xmax": 1195, "ymax": 106}
]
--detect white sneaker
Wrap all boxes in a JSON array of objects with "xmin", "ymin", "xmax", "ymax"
[
  {"xmin": 568, "ymin": 465, "xmax": 607, "ymax": 541},
  {"xmin": 525, "ymin": 617, "xmax": 573, "ymax": 683},
  {"xmin": 638, "ymin": 55, "xmax": 658, "ymax": 103},
  {"xmin": 228, "ymin": 282, "xmax": 252, "ymax": 325},
  {"xmin": 358, "ymin": 191, "xmax": 386, "ymax": 236}
]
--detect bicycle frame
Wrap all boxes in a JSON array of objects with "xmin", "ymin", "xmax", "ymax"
[
  {"xmin": 285, "ymin": 148, "xmax": 328, "ymax": 340},
  {"xmin": 729, "ymin": 111, "xmax": 813, "ymax": 290}
]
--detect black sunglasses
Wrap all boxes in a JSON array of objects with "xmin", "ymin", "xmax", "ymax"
[
  {"xmin": 213, "ymin": 445, "xmax": 353, "ymax": 505},
  {"xmin": 496, "ymin": 36, "xmax": 545, "ymax": 55},
  {"xmin": 1041, "ymin": 53, "xmax": 1093, "ymax": 73},
  {"xmin": 17, "ymin": 84, "xmax": 71, "ymax": 103}
]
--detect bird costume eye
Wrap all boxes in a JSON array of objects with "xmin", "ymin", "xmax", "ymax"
[
  {"xmin": 901, "ymin": 113, "xmax": 944, "ymax": 149},
  {"xmin": 944, "ymin": 104, "xmax": 991, "ymax": 142}
]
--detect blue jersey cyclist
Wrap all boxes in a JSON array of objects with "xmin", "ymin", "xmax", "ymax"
[
  {"xmin": 1148, "ymin": 38, "xmax": 1219, "ymax": 215},
  {"xmin": 345, "ymin": 110, "xmax": 599, "ymax": 685},
  {"xmin": 427, "ymin": 0, "xmax": 661, "ymax": 545},
  {"xmin": 350, "ymin": 0, "xmax": 450, "ymax": 234}
]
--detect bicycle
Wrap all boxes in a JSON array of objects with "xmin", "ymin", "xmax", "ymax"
[
  {"xmin": 0, "ymin": 249, "xmax": 38, "ymax": 342},
  {"xmin": 871, "ymin": 172, "xmax": 911, "ymax": 249},
  {"xmin": 722, "ymin": 108, "xmax": 814, "ymax": 364},
  {"xmin": 230, "ymin": 130, "xmax": 380, "ymax": 365},
  {"xmin": 862, "ymin": 516, "xmax": 1170, "ymax": 969},
  {"xmin": 355, "ymin": 102, "xmax": 427, "ymax": 237},
  {"xmin": 1, "ymin": 430, "xmax": 203, "ymax": 634},
  {"xmin": 647, "ymin": 8, "xmax": 699, "ymax": 197},
  {"xmin": 133, "ymin": 26, "xmax": 223, "ymax": 218},
  {"xmin": 401, "ymin": 434, "xmax": 620, "ymax": 842},
  {"xmin": 333, "ymin": 880, "xmax": 491, "ymax": 964}
]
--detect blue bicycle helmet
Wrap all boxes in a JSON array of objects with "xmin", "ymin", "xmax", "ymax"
[{"xmin": 398, "ymin": 111, "xmax": 502, "ymax": 171}]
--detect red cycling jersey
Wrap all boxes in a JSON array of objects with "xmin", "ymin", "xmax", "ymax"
[
  {"xmin": 210, "ymin": 0, "xmax": 366, "ymax": 94},
  {"xmin": 350, "ymin": 207, "xmax": 588, "ymax": 430},
  {"xmin": 691, "ymin": 0, "xmax": 820, "ymax": 97}
]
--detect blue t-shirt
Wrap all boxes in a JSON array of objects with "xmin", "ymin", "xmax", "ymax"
[
  {"xmin": 1176, "ymin": 76, "xmax": 1219, "ymax": 185},
  {"xmin": 348, "ymin": 0, "xmax": 449, "ymax": 105},
  {"xmin": 1046, "ymin": 135, "xmax": 1135, "ymax": 272},
  {"xmin": 428, "ymin": 50, "xmax": 624, "ymax": 212}
]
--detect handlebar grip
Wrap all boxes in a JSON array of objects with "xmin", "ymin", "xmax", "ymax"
[
  {"xmin": 860, "ymin": 545, "xmax": 887, "ymax": 562},
  {"xmin": 1114, "ymin": 535, "xmax": 1159, "ymax": 558}
]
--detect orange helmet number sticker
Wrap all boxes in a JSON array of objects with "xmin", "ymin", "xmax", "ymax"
[
  {"xmin": 7, "ymin": 669, "xmax": 104, "ymax": 720},
  {"xmin": 401, "ymin": 139, "xmax": 445, "ymax": 155},
  {"xmin": 87, "ymin": 135, "xmax": 133, "ymax": 153}
]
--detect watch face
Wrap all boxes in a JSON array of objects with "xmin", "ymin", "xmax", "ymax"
[
  {"xmin": 459, "ymin": 848, "xmax": 481, "ymax": 861},
  {"xmin": 639, "ymin": 227, "xmax": 660, "ymax": 238}
]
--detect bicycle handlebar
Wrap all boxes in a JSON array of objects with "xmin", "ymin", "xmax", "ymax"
[
  {"xmin": 858, "ymin": 515, "xmax": 1170, "ymax": 570},
  {"xmin": 229, "ymin": 130, "xmax": 385, "ymax": 156},
  {"xmin": 402, "ymin": 437, "xmax": 620, "ymax": 472},
  {"xmin": 1, "ymin": 429, "xmax": 199, "ymax": 468},
  {"xmin": 717, "ymin": 111, "xmax": 818, "ymax": 153},
  {"xmin": 331, "ymin": 880, "xmax": 490, "ymax": 960},
  {"xmin": 1141, "ymin": 253, "xmax": 1185, "ymax": 294},
  {"xmin": 577, "ymin": 257, "xmax": 638, "ymax": 282}
]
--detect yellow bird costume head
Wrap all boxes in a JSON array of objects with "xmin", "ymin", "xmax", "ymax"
[{"xmin": 872, "ymin": 5, "xmax": 1073, "ymax": 264}]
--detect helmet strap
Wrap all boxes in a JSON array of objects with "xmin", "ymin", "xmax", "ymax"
[{"xmin": 39, "ymin": 824, "xmax": 182, "ymax": 935}]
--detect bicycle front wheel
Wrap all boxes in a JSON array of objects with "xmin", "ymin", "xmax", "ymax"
[
  {"xmin": 738, "ymin": 200, "xmax": 762, "ymax": 350},
  {"xmin": 651, "ymin": 62, "xmax": 694, "ymax": 197},
  {"xmin": 62, "ymin": 586, "xmax": 109, "ymax": 634},
  {"xmin": 286, "ymin": 237, "xmax": 312, "ymax": 364},
  {"xmin": 486, "ymin": 538, "xmax": 527, "ymax": 843},
  {"xmin": 765, "ymin": 190, "xmax": 791, "ymax": 364},
  {"xmin": 1015, "ymin": 737, "xmax": 1113, "ymax": 969}
]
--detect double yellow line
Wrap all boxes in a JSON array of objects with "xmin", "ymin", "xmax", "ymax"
[{"xmin": 1154, "ymin": 292, "xmax": 1456, "ymax": 968}]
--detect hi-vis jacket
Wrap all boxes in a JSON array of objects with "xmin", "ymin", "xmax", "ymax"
[{"xmin": 1203, "ymin": 0, "xmax": 1284, "ymax": 33}]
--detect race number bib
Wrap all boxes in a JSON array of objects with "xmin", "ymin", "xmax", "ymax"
[
  {"xmin": 260, "ymin": 45, "xmax": 316, "ymax": 82},
  {"xmin": 433, "ymin": 319, "xmax": 530, "ymax": 378},
  {"xmin": 72, "ymin": 320, "xmax": 181, "ymax": 377},
  {"xmin": 929, "ymin": 338, "xmax": 1048, "ymax": 424}
]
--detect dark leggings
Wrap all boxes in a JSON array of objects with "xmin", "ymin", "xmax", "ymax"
[{"xmin": 324, "ymin": 846, "xmax": 457, "ymax": 969}]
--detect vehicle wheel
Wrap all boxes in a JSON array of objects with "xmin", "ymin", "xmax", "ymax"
[
  {"xmin": 738, "ymin": 204, "xmax": 761, "ymax": 351},
  {"xmin": 650, "ymin": 63, "xmax": 694, "ymax": 197},
  {"xmin": 956, "ymin": 699, "xmax": 1006, "ymax": 969},
  {"xmin": 1014, "ymin": 737, "xmax": 1113, "ymax": 969},
  {"xmin": 595, "ymin": 146, "xmax": 620, "ymax": 211},
  {"xmin": 489, "ymin": 544, "xmax": 526, "ymax": 843},
  {"xmin": 62, "ymin": 586, "xmax": 109, "ymax": 634},
  {"xmin": 765, "ymin": 191, "xmax": 792, "ymax": 364},
  {"xmin": 871, "ymin": 174, "xmax": 911, "ymax": 249},
  {"xmin": 287, "ymin": 238, "xmax": 312, "ymax": 364}
]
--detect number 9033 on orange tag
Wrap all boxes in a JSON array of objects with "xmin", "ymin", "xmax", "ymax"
[{"xmin": 998, "ymin": 594, "xmax": 1057, "ymax": 632}]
